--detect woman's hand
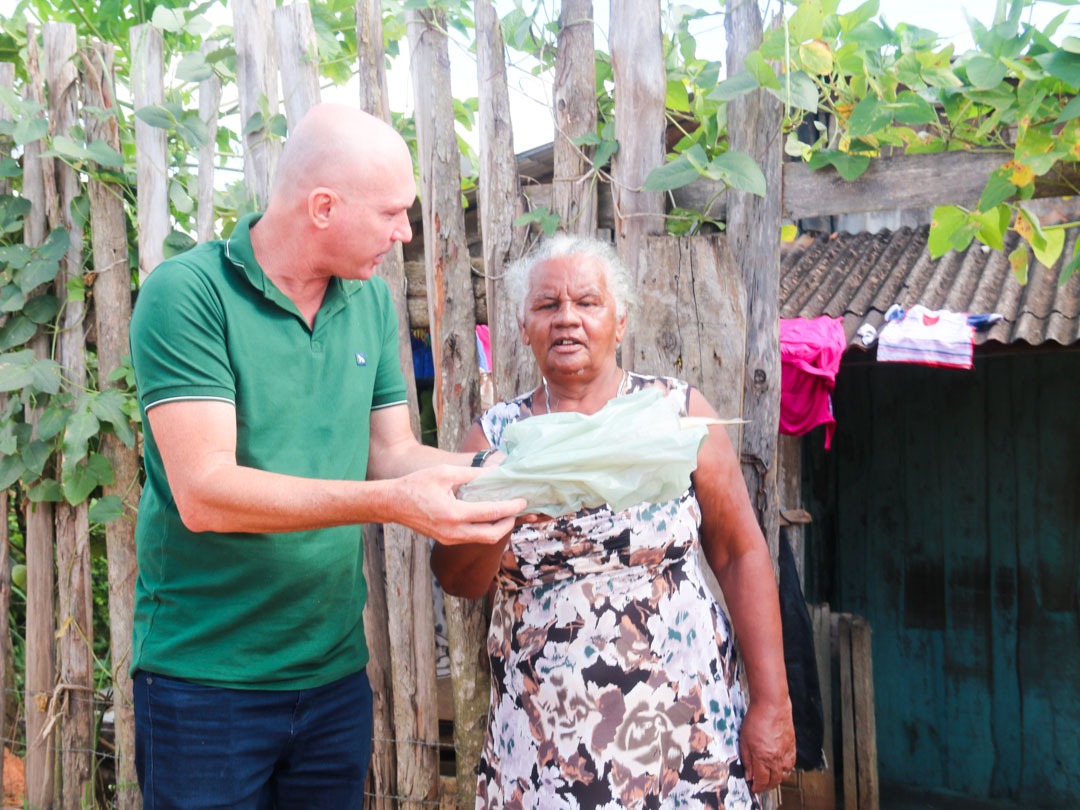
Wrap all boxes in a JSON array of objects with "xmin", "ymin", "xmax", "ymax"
[{"xmin": 738, "ymin": 696, "xmax": 796, "ymax": 794}]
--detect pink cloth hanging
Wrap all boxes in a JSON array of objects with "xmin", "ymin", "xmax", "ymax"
[{"xmin": 780, "ymin": 316, "xmax": 847, "ymax": 449}]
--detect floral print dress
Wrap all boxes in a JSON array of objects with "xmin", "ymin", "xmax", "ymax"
[{"xmin": 474, "ymin": 373, "xmax": 757, "ymax": 810}]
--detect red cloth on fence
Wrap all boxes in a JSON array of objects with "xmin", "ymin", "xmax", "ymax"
[{"xmin": 780, "ymin": 316, "xmax": 847, "ymax": 449}]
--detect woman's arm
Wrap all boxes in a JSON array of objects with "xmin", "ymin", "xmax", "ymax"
[
  {"xmin": 688, "ymin": 386, "xmax": 796, "ymax": 794},
  {"xmin": 430, "ymin": 421, "xmax": 511, "ymax": 598}
]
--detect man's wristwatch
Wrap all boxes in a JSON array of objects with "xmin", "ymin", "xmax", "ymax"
[{"xmin": 471, "ymin": 449, "xmax": 496, "ymax": 467}]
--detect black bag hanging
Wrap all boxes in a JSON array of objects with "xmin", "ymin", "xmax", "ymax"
[{"xmin": 779, "ymin": 527, "xmax": 826, "ymax": 771}]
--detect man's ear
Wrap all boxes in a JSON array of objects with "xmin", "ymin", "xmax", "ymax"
[{"xmin": 309, "ymin": 188, "xmax": 335, "ymax": 228}]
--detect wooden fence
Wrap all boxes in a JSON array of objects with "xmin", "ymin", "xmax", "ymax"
[
  {"xmin": 4, "ymin": 1, "xmax": 1071, "ymax": 809},
  {"xmin": 2, "ymin": 4, "xmax": 762, "ymax": 806}
]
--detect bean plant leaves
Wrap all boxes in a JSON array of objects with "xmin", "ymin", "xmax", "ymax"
[{"xmin": 89, "ymin": 495, "xmax": 125, "ymax": 525}]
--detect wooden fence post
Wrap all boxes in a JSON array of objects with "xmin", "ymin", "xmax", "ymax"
[
  {"xmin": 725, "ymin": 0, "xmax": 784, "ymax": 569},
  {"xmin": 408, "ymin": 8, "xmax": 489, "ymax": 807},
  {"xmin": 354, "ymin": 2, "xmax": 412, "ymax": 806},
  {"xmin": 475, "ymin": 0, "xmax": 533, "ymax": 402},
  {"xmin": 44, "ymin": 21, "xmax": 95, "ymax": 809},
  {"xmin": 129, "ymin": 23, "xmax": 168, "ymax": 284},
  {"xmin": 0, "ymin": 57, "xmax": 13, "ymax": 807},
  {"xmin": 196, "ymin": 41, "xmax": 222, "ymax": 244},
  {"xmin": 609, "ymin": 0, "xmax": 666, "ymax": 371},
  {"xmin": 232, "ymin": 0, "xmax": 281, "ymax": 208},
  {"xmin": 21, "ymin": 25, "xmax": 58, "ymax": 810},
  {"xmin": 274, "ymin": 2, "xmax": 321, "ymax": 128},
  {"xmin": 82, "ymin": 38, "xmax": 141, "ymax": 810},
  {"xmin": 552, "ymin": 0, "xmax": 598, "ymax": 237}
]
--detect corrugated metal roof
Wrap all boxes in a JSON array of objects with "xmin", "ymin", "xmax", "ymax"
[{"xmin": 780, "ymin": 224, "xmax": 1080, "ymax": 348}]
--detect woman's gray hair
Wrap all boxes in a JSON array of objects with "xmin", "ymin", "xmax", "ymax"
[{"xmin": 506, "ymin": 234, "xmax": 638, "ymax": 323}]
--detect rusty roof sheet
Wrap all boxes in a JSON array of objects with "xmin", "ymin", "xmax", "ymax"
[{"xmin": 780, "ymin": 225, "xmax": 1080, "ymax": 348}]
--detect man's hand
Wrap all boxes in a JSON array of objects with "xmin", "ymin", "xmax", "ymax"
[
  {"xmin": 738, "ymin": 696, "xmax": 796, "ymax": 795},
  {"xmin": 389, "ymin": 464, "xmax": 525, "ymax": 546}
]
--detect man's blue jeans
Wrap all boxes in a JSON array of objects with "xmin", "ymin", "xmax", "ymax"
[{"xmin": 134, "ymin": 668, "xmax": 372, "ymax": 809}]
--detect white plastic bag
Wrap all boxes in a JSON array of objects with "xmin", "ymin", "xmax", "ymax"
[{"xmin": 458, "ymin": 387, "xmax": 720, "ymax": 517}]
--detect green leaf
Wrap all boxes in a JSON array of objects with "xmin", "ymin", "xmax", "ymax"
[
  {"xmin": 705, "ymin": 151, "xmax": 767, "ymax": 196},
  {"xmin": 29, "ymin": 357, "xmax": 62, "ymax": 395},
  {"xmin": 1059, "ymin": 242, "xmax": 1080, "ymax": 286},
  {"xmin": 84, "ymin": 139, "xmax": 124, "ymax": 168},
  {"xmin": 89, "ymin": 495, "xmax": 125, "ymax": 525},
  {"xmin": 23, "ymin": 294, "xmax": 60, "ymax": 325},
  {"xmin": 965, "ymin": 55, "xmax": 1008, "ymax": 89},
  {"xmin": 28, "ymin": 479, "xmax": 64, "ymax": 503},
  {"xmin": 892, "ymin": 91, "xmax": 938, "ymax": 125},
  {"xmin": 789, "ymin": 0, "xmax": 827, "ymax": 43},
  {"xmin": 765, "ymin": 71, "xmax": 819, "ymax": 113},
  {"xmin": 0, "ymin": 285, "xmax": 23, "ymax": 313},
  {"xmin": 847, "ymin": 96, "xmax": 894, "ymax": 137},
  {"xmin": 49, "ymin": 134, "xmax": 87, "ymax": 162},
  {"xmin": 1032, "ymin": 226, "xmax": 1065, "ymax": 269},
  {"xmin": 13, "ymin": 117, "xmax": 47, "ymax": 146},
  {"xmin": 642, "ymin": 154, "xmax": 701, "ymax": 193},
  {"xmin": 928, "ymin": 205, "xmax": 978, "ymax": 257},
  {"xmin": 170, "ymin": 182, "xmax": 194, "ymax": 215},
  {"xmin": 977, "ymin": 167, "xmax": 1017, "ymax": 212},
  {"xmin": 808, "ymin": 150, "xmax": 871, "ymax": 181},
  {"xmin": 922, "ymin": 67, "xmax": 964, "ymax": 88},
  {"xmin": 38, "ymin": 228, "xmax": 70, "ymax": 263},
  {"xmin": 973, "ymin": 204, "xmax": 1010, "ymax": 251},
  {"xmin": 1008, "ymin": 245, "xmax": 1029, "ymax": 284},
  {"xmin": 1055, "ymin": 94, "xmax": 1080, "ymax": 124},
  {"xmin": 666, "ymin": 80, "xmax": 691, "ymax": 113},
  {"xmin": 151, "ymin": 5, "xmax": 187, "ymax": 32},
  {"xmin": 709, "ymin": 69, "xmax": 759, "ymax": 101},
  {"xmin": 0, "ymin": 454, "xmax": 24, "ymax": 491},
  {"xmin": 744, "ymin": 50, "xmax": 781, "ymax": 90},
  {"xmin": 0, "ymin": 315, "xmax": 35, "ymax": 350},
  {"xmin": 135, "ymin": 105, "xmax": 177, "ymax": 130},
  {"xmin": 21, "ymin": 439, "xmax": 52, "ymax": 478},
  {"xmin": 20, "ymin": 259, "xmax": 61, "ymax": 292},
  {"xmin": 0, "ymin": 350, "xmax": 34, "ymax": 391},
  {"xmin": 164, "ymin": 230, "xmax": 198, "ymax": 258},
  {"xmin": 593, "ymin": 136, "xmax": 619, "ymax": 169},
  {"xmin": 176, "ymin": 51, "xmax": 213, "ymax": 84},
  {"xmin": 1035, "ymin": 50, "xmax": 1080, "ymax": 87},
  {"xmin": 62, "ymin": 407, "xmax": 100, "ymax": 469},
  {"xmin": 90, "ymin": 389, "xmax": 136, "ymax": 448},
  {"xmin": 37, "ymin": 404, "xmax": 69, "ymax": 441}
]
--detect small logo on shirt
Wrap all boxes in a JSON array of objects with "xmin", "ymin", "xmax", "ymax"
[{"xmin": 355, "ymin": 353, "xmax": 367, "ymax": 366}]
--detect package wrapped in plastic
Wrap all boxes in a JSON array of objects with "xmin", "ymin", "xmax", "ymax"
[{"xmin": 458, "ymin": 387, "xmax": 726, "ymax": 517}]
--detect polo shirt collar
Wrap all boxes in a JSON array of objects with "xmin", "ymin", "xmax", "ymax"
[{"xmin": 224, "ymin": 213, "xmax": 364, "ymax": 322}]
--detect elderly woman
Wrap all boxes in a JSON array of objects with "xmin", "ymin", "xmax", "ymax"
[{"xmin": 432, "ymin": 235, "xmax": 795, "ymax": 809}]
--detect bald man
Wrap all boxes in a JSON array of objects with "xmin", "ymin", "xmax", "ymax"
[{"xmin": 128, "ymin": 104, "xmax": 524, "ymax": 808}]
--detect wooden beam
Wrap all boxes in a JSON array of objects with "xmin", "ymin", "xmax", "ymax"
[{"xmin": 782, "ymin": 152, "xmax": 1080, "ymax": 221}]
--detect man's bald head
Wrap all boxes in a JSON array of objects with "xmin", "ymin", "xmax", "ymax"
[{"xmin": 270, "ymin": 103, "xmax": 413, "ymax": 205}]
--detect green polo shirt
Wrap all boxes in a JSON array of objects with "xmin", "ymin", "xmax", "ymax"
[{"xmin": 129, "ymin": 213, "xmax": 407, "ymax": 689}]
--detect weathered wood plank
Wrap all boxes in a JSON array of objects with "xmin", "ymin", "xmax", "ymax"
[
  {"xmin": 83, "ymin": 39, "xmax": 141, "ymax": 810},
  {"xmin": 475, "ymin": 0, "xmax": 533, "ymax": 403},
  {"xmin": 836, "ymin": 615, "xmax": 857, "ymax": 810},
  {"xmin": 409, "ymin": 9, "xmax": 489, "ymax": 806},
  {"xmin": 783, "ymin": 152, "xmax": 1080, "ymax": 220},
  {"xmin": 552, "ymin": 0, "xmax": 597, "ymax": 236},
  {"xmin": 196, "ymin": 40, "xmax": 222, "ymax": 243},
  {"xmin": 45, "ymin": 22, "xmax": 94, "ymax": 809},
  {"xmin": 850, "ymin": 617, "xmax": 879, "ymax": 810},
  {"xmin": 0, "ymin": 59, "xmax": 13, "ymax": 803},
  {"xmin": 609, "ymin": 0, "xmax": 666, "ymax": 371},
  {"xmin": 725, "ymin": 2, "xmax": 782, "ymax": 560},
  {"xmin": 274, "ymin": 2, "xmax": 321, "ymax": 128},
  {"xmin": 21, "ymin": 27, "xmax": 57, "ymax": 810},
  {"xmin": 129, "ymin": 23, "xmax": 168, "ymax": 283},
  {"xmin": 232, "ymin": 0, "xmax": 281, "ymax": 207},
  {"xmin": 356, "ymin": 2, "xmax": 422, "ymax": 806}
]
